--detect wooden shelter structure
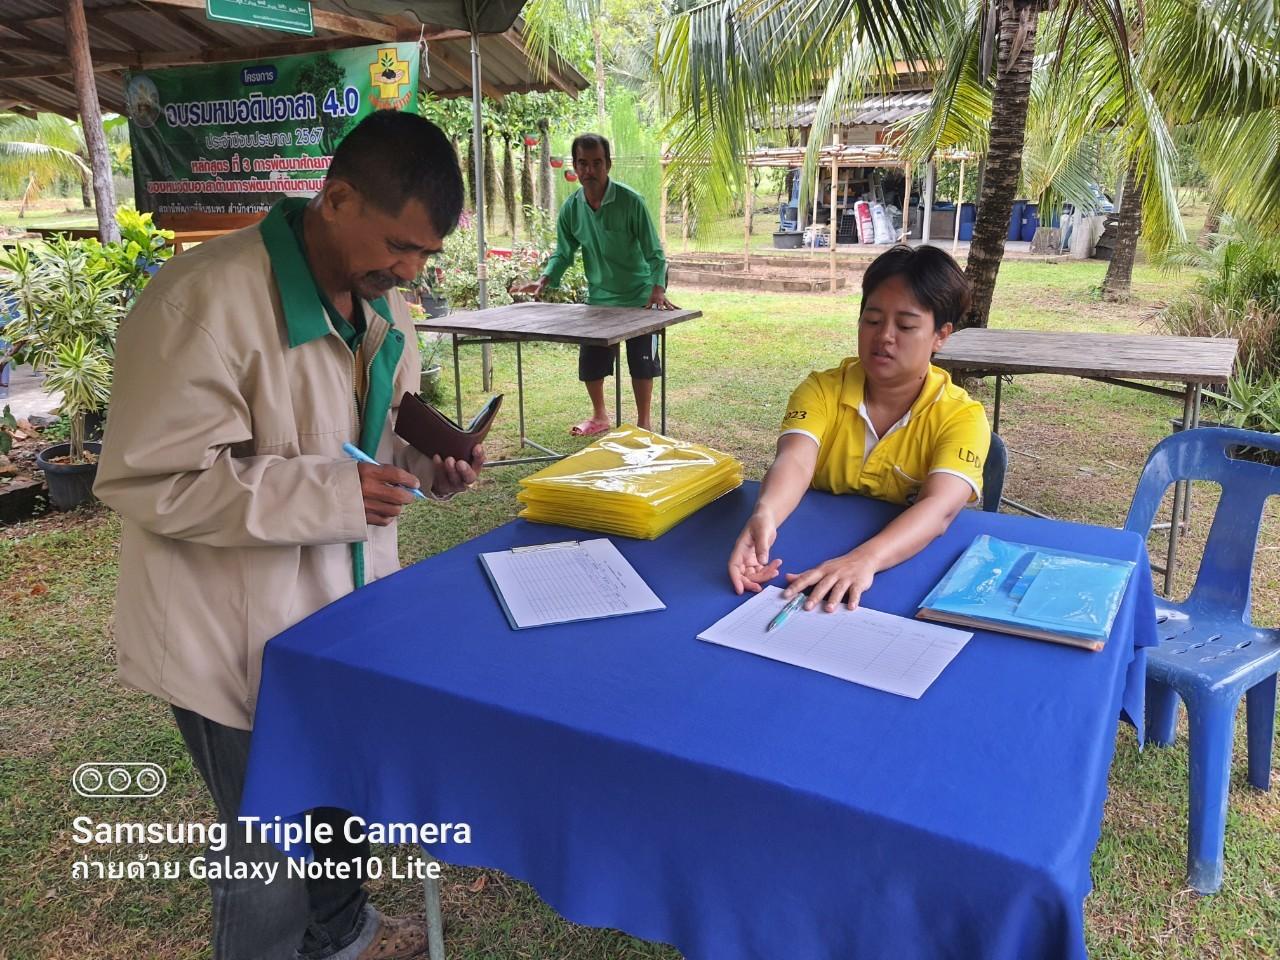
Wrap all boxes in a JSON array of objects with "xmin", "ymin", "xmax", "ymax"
[{"xmin": 0, "ymin": 0, "xmax": 587, "ymax": 241}]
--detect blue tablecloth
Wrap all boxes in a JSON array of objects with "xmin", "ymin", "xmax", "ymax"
[{"xmin": 242, "ymin": 484, "xmax": 1157, "ymax": 960}]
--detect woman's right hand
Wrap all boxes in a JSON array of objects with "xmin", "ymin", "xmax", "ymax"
[{"xmin": 728, "ymin": 508, "xmax": 783, "ymax": 594}]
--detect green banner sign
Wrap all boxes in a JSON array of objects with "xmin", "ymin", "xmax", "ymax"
[
  {"xmin": 126, "ymin": 43, "xmax": 419, "ymax": 218},
  {"xmin": 206, "ymin": 0, "xmax": 314, "ymax": 36}
]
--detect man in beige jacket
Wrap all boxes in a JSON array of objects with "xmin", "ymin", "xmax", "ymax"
[{"xmin": 96, "ymin": 111, "xmax": 480, "ymax": 960}]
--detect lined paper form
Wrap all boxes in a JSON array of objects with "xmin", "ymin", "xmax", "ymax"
[
  {"xmin": 698, "ymin": 586, "xmax": 971, "ymax": 698},
  {"xmin": 480, "ymin": 539, "xmax": 665, "ymax": 629}
]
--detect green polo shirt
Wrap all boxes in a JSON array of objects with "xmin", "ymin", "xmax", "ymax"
[
  {"xmin": 259, "ymin": 198, "xmax": 406, "ymax": 589},
  {"xmin": 542, "ymin": 179, "xmax": 667, "ymax": 307}
]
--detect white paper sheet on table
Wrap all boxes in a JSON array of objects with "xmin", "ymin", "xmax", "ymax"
[
  {"xmin": 480, "ymin": 538, "xmax": 665, "ymax": 629},
  {"xmin": 698, "ymin": 585, "xmax": 972, "ymax": 698}
]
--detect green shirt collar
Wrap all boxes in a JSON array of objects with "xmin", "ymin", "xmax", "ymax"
[
  {"xmin": 575, "ymin": 179, "xmax": 617, "ymax": 211},
  {"xmin": 259, "ymin": 198, "xmax": 393, "ymax": 349}
]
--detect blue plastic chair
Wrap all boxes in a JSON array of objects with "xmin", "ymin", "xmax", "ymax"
[
  {"xmin": 1124, "ymin": 427, "xmax": 1280, "ymax": 893},
  {"xmin": 982, "ymin": 432, "xmax": 1008, "ymax": 513}
]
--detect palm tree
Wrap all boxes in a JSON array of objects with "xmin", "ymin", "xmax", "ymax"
[
  {"xmin": 657, "ymin": 0, "xmax": 1276, "ymax": 325},
  {"xmin": 961, "ymin": 0, "xmax": 1047, "ymax": 325},
  {"xmin": 656, "ymin": 0, "xmax": 1092, "ymax": 327},
  {"xmin": 0, "ymin": 113, "xmax": 90, "ymax": 218},
  {"xmin": 526, "ymin": 0, "xmax": 610, "ymax": 126},
  {"xmin": 907, "ymin": 0, "xmax": 1277, "ymax": 302}
]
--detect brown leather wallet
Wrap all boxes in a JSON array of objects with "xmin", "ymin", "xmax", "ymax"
[{"xmin": 394, "ymin": 392, "xmax": 502, "ymax": 464}]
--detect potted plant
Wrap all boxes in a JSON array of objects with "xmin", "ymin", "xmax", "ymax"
[
  {"xmin": 417, "ymin": 265, "xmax": 449, "ymax": 319},
  {"xmin": 417, "ymin": 332, "xmax": 446, "ymax": 404},
  {"xmin": 0, "ymin": 235, "xmax": 125, "ymax": 509}
]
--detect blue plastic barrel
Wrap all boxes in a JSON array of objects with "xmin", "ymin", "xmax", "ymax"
[
  {"xmin": 958, "ymin": 203, "xmax": 976, "ymax": 240},
  {"xmin": 1020, "ymin": 203, "xmax": 1039, "ymax": 242},
  {"xmin": 1008, "ymin": 200, "xmax": 1025, "ymax": 241}
]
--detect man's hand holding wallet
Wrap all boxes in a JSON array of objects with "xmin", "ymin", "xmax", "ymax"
[{"xmin": 395, "ymin": 392, "xmax": 501, "ymax": 499}]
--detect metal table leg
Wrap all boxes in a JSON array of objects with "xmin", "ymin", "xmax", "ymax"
[
  {"xmin": 614, "ymin": 347, "xmax": 622, "ymax": 426},
  {"xmin": 451, "ymin": 334, "xmax": 462, "ymax": 427},
  {"xmin": 1165, "ymin": 384, "xmax": 1196, "ymax": 595},
  {"xmin": 660, "ymin": 327, "xmax": 668, "ymax": 435},
  {"xmin": 485, "ymin": 337, "xmax": 561, "ymax": 466},
  {"xmin": 992, "ymin": 375, "xmax": 1004, "ymax": 434},
  {"xmin": 516, "ymin": 340, "xmax": 526, "ymax": 447},
  {"xmin": 1182, "ymin": 382, "xmax": 1202, "ymax": 523},
  {"xmin": 423, "ymin": 868, "xmax": 445, "ymax": 960}
]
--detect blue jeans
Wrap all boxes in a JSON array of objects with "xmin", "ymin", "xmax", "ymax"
[{"xmin": 172, "ymin": 706, "xmax": 377, "ymax": 960}]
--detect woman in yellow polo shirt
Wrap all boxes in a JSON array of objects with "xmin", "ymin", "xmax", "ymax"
[{"xmin": 727, "ymin": 244, "xmax": 991, "ymax": 612}]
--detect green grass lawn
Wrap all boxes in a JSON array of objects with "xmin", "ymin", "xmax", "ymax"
[
  {"xmin": 2, "ymin": 257, "xmax": 1277, "ymax": 959},
  {"xmin": 0, "ymin": 198, "xmax": 99, "ymax": 232}
]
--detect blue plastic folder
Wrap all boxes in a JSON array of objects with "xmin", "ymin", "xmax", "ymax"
[{"xmin": 917, "ymin": 535, "xmax": 1136, "ymax": 650}]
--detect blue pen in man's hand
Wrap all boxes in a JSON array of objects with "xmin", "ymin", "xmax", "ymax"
[
  {"xmin": 342, "ymin": 442, "xmax": 427, "ymax": 500},
  {"xmin": 766, "ymin": 590, "xmax": 809, "ymax": 633}
]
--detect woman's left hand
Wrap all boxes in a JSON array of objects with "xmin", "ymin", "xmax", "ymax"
[{"xmin": 781, "ymin": 551, "xmax": 878, "ymax": 612}]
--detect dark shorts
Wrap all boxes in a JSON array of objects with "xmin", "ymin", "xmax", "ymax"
[{"xmin": 578, "ymin": 333, "xmax": 663, "ymax": 382}]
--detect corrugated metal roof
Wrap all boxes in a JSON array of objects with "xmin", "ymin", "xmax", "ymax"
[
  {"xmin": 0, "ymin": 1, "xmax": 587, "ymax": 115},
  {"xmin": 777, "ymin": 91, "xmax": 933, "ymax": 129}
]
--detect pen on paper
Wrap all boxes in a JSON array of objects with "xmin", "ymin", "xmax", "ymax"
[{"xmin": 766, "ymin": 592, "xmax": 806, "ymax": 633}]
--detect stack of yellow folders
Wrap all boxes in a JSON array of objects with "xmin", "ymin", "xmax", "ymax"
[{"xmin": 517, "ymin": 425, "xmax": 743, "ymax": 539}]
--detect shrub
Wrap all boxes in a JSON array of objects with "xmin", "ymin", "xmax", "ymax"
[
  {"xmin": 434, "ymin": 206, "xmax": 588, "ymax": 310},
  {"xmin": 0, "ymin": 236, "xmax": 125, "ymax": 461},
  {"xmin": 1156, "ymin": 217, "xmax": 1280, "ymax": 375},
  {"xmin": 1205, "ymin": 367, "xmax": 1280, "ymax": 434}
]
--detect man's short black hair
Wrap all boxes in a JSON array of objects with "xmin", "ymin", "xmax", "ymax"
[
  {"xmin": 571, "ymin": 133, "xmax": 611, "ymax": 164},
  {"xmin": 860, "ymin": 244, "xmax": 972, "ymax": 331},
  {"xmin": 326, "ymin": 111, "xmax": 464, "ymax": 237}
]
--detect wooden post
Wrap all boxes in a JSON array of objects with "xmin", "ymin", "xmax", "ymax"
[
  {"xmin": 809, "ymin": 154, "xmax": 821, "ymax": 250},
  {"xmin": 681, "ymin": 179, "xmax": 690, "ymax": 253},
  {"xmin": 953, "ymin": 159, "xmax": 966, "ymax": 253},
  {"xmin": 828, "ymin": 132, "xmax": 839, "ymax": 285},
  {"xmin": 901, "ymin": 162, "xmax": 913, "ymax": 242},
  {"xmin": 743, "ymin": 157, "xmax": 753, "ymax": 269},
  {"xmin": 64, "ymin": 0, "xmax": 118, "ymax": 243},
  {"xmin": 922, "ymin": 160, "xmax": 936, "ymax": 243},
  {"xmin": 660, "ymin": 148, "xmax": 669, "ymax": 247}
]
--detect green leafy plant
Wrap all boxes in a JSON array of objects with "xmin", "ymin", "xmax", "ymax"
[
  {"xmin": 41, "ymin": 414, "xmax": 71, "ymax": 442},
  {"xmin": 0, "ymin": 235, "xmax": 126, "ymax": 462},
  {"xmin": 1156, "ymin": 217, "xmax": 1280, "ymax": 376},
  {"xmin": 516, "ymin": 206, "xmax": 589, "ymax": 305},
  {"xmin": 83, "ymin": 206, "xmax": 173, "ymax": 306},
  {"xmin": 436, "ymin": 223, "xmax": 525, "ymax": 310},
  {"xmin": 416, "ymin": 332, "xmax": 446, "ymax": 405},
  {"xmin": 434, "ymin": 208, "xmax": 589, "ymax": 310},
  {"xmin": 1204, "ymin": 367, "xmax": 1280, "ymax": 435},
  {"xmin": 417, "ymin": 331, "xmax": 446, "ymax": 371},
  {"xmin": 42, "ymin": 335, "xmax": 111, "ymax": 458}
]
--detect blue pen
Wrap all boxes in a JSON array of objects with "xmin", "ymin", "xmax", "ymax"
[
  {"xmin": 766, "ymin": 590, "xmax": 809, "ymax": 633},
  {"xmin": 342, "ymin": 442, "xmax": 427, "ymax": 500}
]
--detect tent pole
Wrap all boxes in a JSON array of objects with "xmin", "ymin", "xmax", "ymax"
[{"xmin": 471, "ymin": 32, "xmax": 492, "ymax": 389}]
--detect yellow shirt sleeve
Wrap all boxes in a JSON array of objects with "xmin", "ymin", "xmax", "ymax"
[
  {"xmin": 928, "ymin": 401, "xmax": 991, "ymax": 502},
  {"xmin": 780, "ymin": 371, "xmax": 832, "ymax": 447}
]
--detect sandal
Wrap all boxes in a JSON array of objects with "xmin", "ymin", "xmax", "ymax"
[{"xmin": 570, "ymin": 418, "xmax": 611, "ymax": 437}]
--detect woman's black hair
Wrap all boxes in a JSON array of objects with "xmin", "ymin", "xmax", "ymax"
[{"xmin": 859, "ymin": 244, "xmax": 972, "ymax": 331}]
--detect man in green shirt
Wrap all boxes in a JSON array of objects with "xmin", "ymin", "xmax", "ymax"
[{"xmin": 518, "ymin": 134, "xmax": 676, "ymax": 435}]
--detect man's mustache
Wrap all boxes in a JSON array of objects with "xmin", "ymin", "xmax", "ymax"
[{"xmin": 363, "ymin": 271, "xmax": 398, "ymax": 291}]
